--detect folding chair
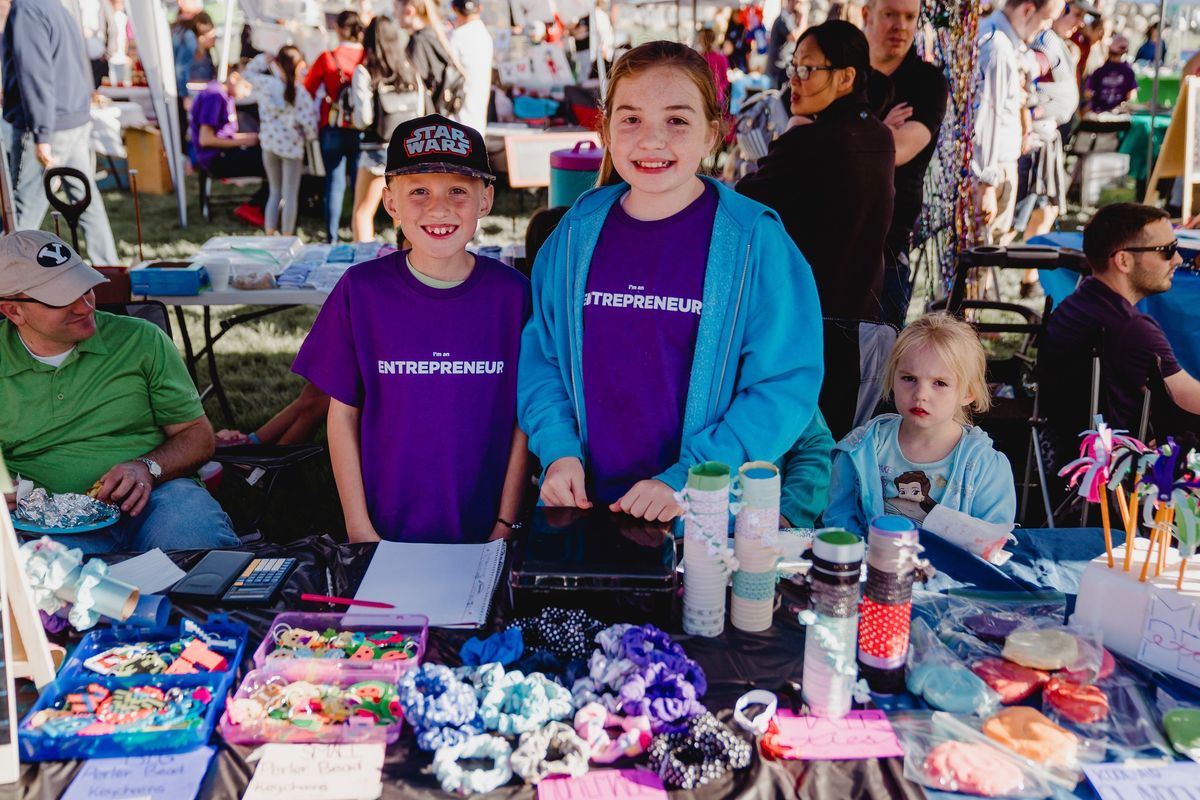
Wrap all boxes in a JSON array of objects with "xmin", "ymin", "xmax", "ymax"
[
  {"xmin": 818, "ymin": 318, "xmax": 898, "ymax": 441},
  {"xmin": 209, "ymin": 443, "xmax": 328, "ymax": 539}
]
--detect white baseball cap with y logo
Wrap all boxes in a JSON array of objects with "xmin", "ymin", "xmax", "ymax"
[{"xmin": 0, "ymin": 231, "xmax": 108, "ymax": 306}]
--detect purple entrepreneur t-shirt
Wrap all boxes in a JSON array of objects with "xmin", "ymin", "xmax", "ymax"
[
  {"xmin": 293, "ymin": 252, "xmax": 530, "ymax": 543},
  {"xmin": 1086, "ymin": 62, "xmax": 1138, "ymax": 112},
  {"xmin": 582, "ymin": 184, "xmax": 716, "ymax": 503},
  {"xmin": 189, "ymin": 83, "xmax": 237, "ymax": 171}
]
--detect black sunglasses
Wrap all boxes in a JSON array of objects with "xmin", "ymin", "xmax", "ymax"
[{"xmin": 1113, "ymin": 240, "xmax": 1180, "ymax": 259}]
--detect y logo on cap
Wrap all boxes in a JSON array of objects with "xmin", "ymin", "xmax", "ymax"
[{"xmin": 36, "ymin": 242, "xmax": 73, "ymax": 268}]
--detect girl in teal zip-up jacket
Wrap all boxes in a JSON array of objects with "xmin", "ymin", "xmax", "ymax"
[{"xmin": 517, "ymin": 42, "xmax": 824, "ymax": 521}]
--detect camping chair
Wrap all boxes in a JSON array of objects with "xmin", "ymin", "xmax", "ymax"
[
  {"xmin": 818, "ymin": 318, "xmax": 898, "ymax": 441},
  {"xmin": 209, "ymin": 443, "xmax": 328, "ymax": 540},
  {"xmin": 1143, "ymin": 355, "xmax": 1200, "ymax": 445},
  {"xmin": 98, "ymin": 300, "xmax": 173, "ymax": 338}
]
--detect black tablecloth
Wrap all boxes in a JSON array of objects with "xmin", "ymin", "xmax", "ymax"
[{"xmin": 9, "ymin": 536, "xmax": 926, "ymax": 800}]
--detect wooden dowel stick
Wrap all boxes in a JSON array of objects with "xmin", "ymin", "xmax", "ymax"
[
  {"xmin": 1123, "ymin": 487, "xmax": 1140, "ymax": 573},
  {"xmin": 1099, "ymin": 482, "xmax": 1114, "ymax": 568},
  {"xmin": 1141, "ymin": 503, "xmax": 1167, "ymax": 582}
]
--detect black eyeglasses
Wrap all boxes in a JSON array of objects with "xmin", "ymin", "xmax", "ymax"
[
  {"xmin": 1112, "ymin": 240, "xmax": 1180, "ymax": 259},
  {"xmin": 786, "ymin": 63, "xmax": 838, "ymax": 81}
]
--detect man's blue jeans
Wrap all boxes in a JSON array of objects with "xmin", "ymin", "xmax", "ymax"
[
  {"xmin": 47, "ymin": 479, "xmax": 241, "ymax": 555},
  {"xmin": 10, "ymin": 122, "xmax": 119, "ymax": 265}
]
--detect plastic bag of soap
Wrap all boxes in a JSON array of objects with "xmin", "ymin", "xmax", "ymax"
[
  {"xmin": 891, "ymin": 710, "xmax": 1058, "ymax": 799},
  {"xmin": 1043, "ymin": 666, "xmax": 1172, "ymax": 760},
  {"xmin": 1001, "ymin": 622, "xmax": 1104, "ymax": 681},
  {"xmin": 907, "ymin": 618, "xmax": 1001, "ymax": 716},
  {"xmin": 973, "ymin": 706, "xmax": 1105, "ymax": 790},
  {"xmin": 1157, "ymin": 694, "xmax": 1200, "ymax": 762}
]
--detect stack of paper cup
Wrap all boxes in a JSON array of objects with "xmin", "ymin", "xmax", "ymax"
[
  {"xmin": 682, "ymin": 462, "xmax": 733, "ymax": 638},
  {"xmin": 731, "ymin": 461, "xmax": 782, "ymax": 632},
  {"xmin": 802, "ymin": 529, "xmax": 865, "ymax": 719}
]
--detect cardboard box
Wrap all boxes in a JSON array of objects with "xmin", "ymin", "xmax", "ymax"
[{"xmin": 122, "ymin": 126, "xmax": 173, "ymax": 194}]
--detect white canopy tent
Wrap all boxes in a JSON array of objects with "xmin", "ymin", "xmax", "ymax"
[{"xmin": 127, "ymin": 0, "xmax": 189, "ymax": 227}]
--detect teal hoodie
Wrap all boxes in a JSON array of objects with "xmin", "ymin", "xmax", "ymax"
[
  {"xmin": 517, "ymin": 177, "xmax": 824, "ymax": 493},
  {"xmin": 824, "ymin": 413, "xmax": 1017, "ymax": 535}
]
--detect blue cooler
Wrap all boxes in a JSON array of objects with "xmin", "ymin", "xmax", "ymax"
[{"xmin": 549, "ymin": 142, "xmax": 603, "ymax": 208}]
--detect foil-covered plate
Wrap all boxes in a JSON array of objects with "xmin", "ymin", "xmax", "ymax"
[{"xmin": 12, "ymin": 488, "xmax": 121, "ymax": 534}]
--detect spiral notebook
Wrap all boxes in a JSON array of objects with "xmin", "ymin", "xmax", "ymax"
[{"xmin": 352, "ymin": 540, "xmax": 507, "ymax": 628}]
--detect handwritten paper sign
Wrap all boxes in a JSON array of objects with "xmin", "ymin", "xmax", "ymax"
[
  {"xmin": 243, "ymin": 744, "xmax": 385, "ymax": 800},
  {"xmin": 1137, "ymin": 586, "xmax": 1200, "ymax": 684},
  {"xmin": 538, "ymin": 769, "xmax": 668, "ymax": 800},
  {"xmin": 772, "ymin": 709, "xmax": 904, "ymax": 761},
  {"xmin": 1083, "ymin": 761, "xmax": 1200, "ymax": 799},
  {"xmin": 61, "ymin": 746, "xmax": 215, "ymax": 800}
]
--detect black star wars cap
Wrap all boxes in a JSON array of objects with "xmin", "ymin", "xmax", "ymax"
[{"xmin": 385, "ymin": 114, "xmax": 495, "ymax": 182}]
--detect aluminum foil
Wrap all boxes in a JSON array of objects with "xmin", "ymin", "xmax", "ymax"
[{"xmin": 15, "ymin": 488, "xmax": 119, "ymax": 529}]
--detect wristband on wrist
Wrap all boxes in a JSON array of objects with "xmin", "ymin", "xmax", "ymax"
[
  {"xmin": 247, "ymin": 432, "xmax": 261, "ymax": 444},
  {"xmin": 496, "ymin": 517, "xmax": 522, "ymax": 530}
]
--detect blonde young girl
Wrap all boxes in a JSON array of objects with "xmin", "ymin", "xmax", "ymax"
[
  {"xmin": 518, "ymin": 41, "xmax": 825, "ymax": 523},
  {"xmin": 825, "ymin": 313, "xmax": 1016, "ymax": 561}
]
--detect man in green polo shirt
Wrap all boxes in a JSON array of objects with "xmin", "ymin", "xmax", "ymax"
[{"xmin": 0, "ymin": 231, "xmax": 239, "ymax": 554}]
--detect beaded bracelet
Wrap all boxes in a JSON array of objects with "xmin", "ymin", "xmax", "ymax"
[
  {"xmin": 573, "ymin": 701, "xmax": 653, "ymax": 763},
  {"xmin": 432, "ymin": 734, "xmax": 513, "ymax": 795},
  {"xmin": 510, "ymin": 721, "xmax": 591, "ymax": 784},
  {"xmin": 648, "ymin": 712, "xmax": 753, "ymax": 789},
  {"xmin": 398, "ymin": 664, "xmax": 484, "ymax": 751},
  {"xmin": 479, "ymin": 669, "xmax": 574, "ymax": 736}
]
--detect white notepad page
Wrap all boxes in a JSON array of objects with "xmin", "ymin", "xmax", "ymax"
[{"xmin": 352, "ymin": 540, "xmax": 506, "ymax": 627}]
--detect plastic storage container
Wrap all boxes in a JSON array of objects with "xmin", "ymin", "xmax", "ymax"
[
  {"xmin": 59, "ymin": 614, "xmax": 249, "ymax": 692},
  {"xmin": 252, "ymin": 611, "xmax": 428, "ymax": 678},
  {"xmin": 130, "ymin": 260, "xmax": 208, "ymax": 296},
  {"xmin": 19, "ymin": 672, "xmax": 226, "ymax": 761},
  {"xmin": 219, "ymin": 660, "xmax": 404, "ymax": 745},
  {"xmin": 549, "ymin": 141, "xmax": 603, "ymax": 208}
]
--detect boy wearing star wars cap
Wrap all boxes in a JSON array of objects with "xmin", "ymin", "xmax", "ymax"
[
  {"xmin": 293, "ymin": 115, "xmax": 531, "ymax": 543},
  {"xmin": 0, "ymin": 231, "xmax": 239, "ymax": 554}
]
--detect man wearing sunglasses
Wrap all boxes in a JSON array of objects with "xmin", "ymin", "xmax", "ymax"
[
  {"xmin": 1041, "ymin": 203, "xmax": 1200, "ymax": 438},
  {"xmin": 0, "ymin": 231, "xmax": 239, "ymax": 554}
]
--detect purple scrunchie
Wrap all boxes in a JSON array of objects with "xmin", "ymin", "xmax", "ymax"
[
  {"xmin": 620, "ymin": 625, "xmax": 707, "ymax": 697},
  {"xmin": 618, "ymin": 661, "xmax": 706, "ymax": 733}
]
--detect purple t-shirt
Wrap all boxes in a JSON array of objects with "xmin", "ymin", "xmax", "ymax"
[
  {"xmin": 582, "ymin": 184, "xmax": 716, "ymax": 503},
  {"xmin": 293, "ymin": 253, "xmax": 530, "ymax": 543},
  {"xmin": 189, "ymin": 82, "xmax": 237, "ymax": 170},
  {"xmin": 1086, "ymin": 62, "xmax": 1138, "ymax": 113}
]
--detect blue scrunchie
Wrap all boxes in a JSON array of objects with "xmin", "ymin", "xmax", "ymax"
[
  {"xmin": 459, "ymin": 628, "xmax": 525, "ymax": 667},
  {"xmin": 399, "ymin": 664, "xmax": 484, "ymax": 751}
]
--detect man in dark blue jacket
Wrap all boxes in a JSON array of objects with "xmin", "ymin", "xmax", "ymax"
[{"xmin": 3, "ymin": 0, "xmax": 118, "ymax": 265}]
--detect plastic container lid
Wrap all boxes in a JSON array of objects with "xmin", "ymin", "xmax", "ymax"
[
  {"xmin": 870, "ymin": 515, "xmax": 918, "ymax": 539},
  {"xmin": 550, "ymin": 141, "xmax": 603, "ymax": 170},
  {"xmin": 813, "ymin": 528, "xmax": 865, "ymax": 564},
  {"xmin": 687, "ymin": 461, "xmax": 731, "ymax": 491}
]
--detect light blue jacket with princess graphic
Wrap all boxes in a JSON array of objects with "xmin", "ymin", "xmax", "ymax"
[
  {"xmin": 517, "ymin": 177, "xmax": 824, "ymax": 491},
  {"xmin": 824, "ymin": 413, "xmax": 1016, "ymax": 535}
]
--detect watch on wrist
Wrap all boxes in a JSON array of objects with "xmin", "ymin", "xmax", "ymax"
[
  {"xmin": 137, "ymin": 457, "xmax": 163, "ymax": 482},
  {"xmin": 496, "ymin": 517, "xmax": 523, "ymax": 531}
]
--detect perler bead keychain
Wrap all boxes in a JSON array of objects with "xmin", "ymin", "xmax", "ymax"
[{"xmin": 267, "ymin": 624, "xmax": 419, "ymax": 662}]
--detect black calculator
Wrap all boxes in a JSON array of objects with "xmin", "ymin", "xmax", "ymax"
[{"xmin": 222, "ymin": 557, "xmax": 297, "ymax": 605}]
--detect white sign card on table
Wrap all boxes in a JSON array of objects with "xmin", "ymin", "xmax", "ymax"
[
  {"xmin": 242, "ymin": 743, "xmax": 385, "ymax": 800},
  {"xmin": 1137, "ymin": 585, "xmax": 1200, "ymax": 684},
  {"xmin": 1083, "ymin": 761, "xmax": 1200, "ymax": 800}
]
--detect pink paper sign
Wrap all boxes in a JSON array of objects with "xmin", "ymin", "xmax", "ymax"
[
  {"xmin": 537, "ymin": 769, "xmax": 668, "ymax": 800},
  {"xmin": 772, "ymin": 709, "xmax": 903, "ymax": 761}
]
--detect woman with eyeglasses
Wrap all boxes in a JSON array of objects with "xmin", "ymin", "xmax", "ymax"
[{"xmin": 737, "ymin": 20, "xmax": 895, "ymax": 321}]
